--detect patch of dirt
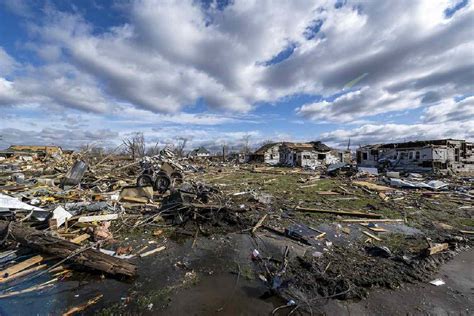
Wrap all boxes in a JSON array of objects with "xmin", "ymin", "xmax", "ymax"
[{"xmin": 281, "ymin": 239, "xmax": 468, "ymax": 305}]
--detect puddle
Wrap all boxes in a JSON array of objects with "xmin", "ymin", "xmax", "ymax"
[{"xmin": 0, "ymin": 233, "xmax": 284, "ymax": 315}]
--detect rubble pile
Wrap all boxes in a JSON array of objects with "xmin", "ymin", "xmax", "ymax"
[{"xmin": 0, "ymin": 146, "xmax": 472, "ymax": 314}]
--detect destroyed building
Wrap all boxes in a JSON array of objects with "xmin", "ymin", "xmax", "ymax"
[
  {"xmin": 188, "ymin": 146, "xmax": 210, "ymax": 158},
  {"xmin": 279, "ymin": 141, "xmax": 341, "ymax": 168},
  {"xmin": 0, "ymin": 145, "xmax": 63, "ymax": 160},
  {"xmin": 356, "ymin": 139, "xmax": 474, "ymax": 173},
  {"xmin": 250, "ymin": 142, "xmax": 282, "ymax": 165}
]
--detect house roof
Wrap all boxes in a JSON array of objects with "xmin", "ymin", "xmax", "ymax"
[
  {"xmin": 360, "ymin": 139, "xmax": 468, "ymax": 150},
  {"xmin": 282, "ymin": 142, "xmax": 315, "ymax": 151},
  {"xmin": 192, "ymin": 146, "xmax": 210, "ymax": 154},
  {"xmin": 254, "ymin": 142, "xmax": 281, "ymax": 155},
  {"xmin": 309, "ymin": 141, "xmax": 331, "ymax": 152}
]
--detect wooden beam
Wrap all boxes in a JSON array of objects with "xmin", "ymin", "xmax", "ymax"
[
  {"xmin": 295, "ymin": 206, "xmax": 382, "ymax": 218},
  {"xmin": 78, "ymin": 214, "xmax": 118, "ymax": 223},
  {"xmin": 362, "ymin": 231, "xmax": 382, "ymax": 241},
  {"xmin": 0, "ymin": 255, "xmax": 43, "ymax": 279},
  {"xmin": 0, "ymin": 264, "xmax": 47, "ymax": 284},
  {"xmin": 340, "ymin": 219, "xmax": 404, "ymax": 223},
  {"xmin": 251, "ymin": 214, "xmax": 267, "ymax": 234},
  {"xmin": 70, "ymin": 233, "xmax": 90, "ymax": 244},
  {"xmin": 62, "ymin": 294, "xmax": 103, "ymax": 316}
]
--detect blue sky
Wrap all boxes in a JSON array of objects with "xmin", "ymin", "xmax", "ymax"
[{"xmin": 0, "ymin": 0, "xmax": 473, "ymax": 151}]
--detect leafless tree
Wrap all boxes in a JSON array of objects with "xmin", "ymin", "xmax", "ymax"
[
  {"xmin": 175, "ymin": 137, "xmax": 189, "ymax": 157},
  {"xmin": 146, "ymin": 142, "xmax": 160, "ymax": 156},
  {"xmin": 261, "ymin": 139, "xmax": 274, "ymax": 146},
  {"xmin": 122, "ymin": 132, "xmax": 145, "ymax": 159},
  {"xmin": 241, "ymin": 133, "xmax": 252, "ymax": 154}
]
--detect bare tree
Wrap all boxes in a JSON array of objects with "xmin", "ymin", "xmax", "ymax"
[
  {"xmin": 146, "ymin": 142, "xmax": 160, "ymax": 156},
  {"xmin": 261, "ymin": 139, "xmax": 274, "ymax": 146},
  {"xmin": 122, "ymin": 132, "xmax": 145, "ymax": 159},
  {"xmin": 175, "ymin": 137, "xmax": 189, "ymax": 157},
  {"xmin": 241, "ymin": 133, "xmax": 252, "ymax": 154}
]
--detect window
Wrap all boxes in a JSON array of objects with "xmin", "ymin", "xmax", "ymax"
[
  {"xmin": 409, "ymin": 152, "xmax": 413, "ymax": 159},
  {"xmin": 415, "ymin": 151, "xmax": 420, "ymax": 160},
  {"xmin": 362, "ymin": 152, "xmax": 368, "ymax": 160},
  {"xmin": 318, "ymin": 154, "xmax": 326, "ymax": 160}
]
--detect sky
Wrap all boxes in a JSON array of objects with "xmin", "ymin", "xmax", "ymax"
[{"xmin": 0, "ymin": 0, "xmax": 473, "ymax": 152}]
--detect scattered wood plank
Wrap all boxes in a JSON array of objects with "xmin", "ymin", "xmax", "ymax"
[
  {"xmin": 62, "ymin": 294, "xmax": 103, "ymax": 316},
  {"xmin": 295, "ymin": 206, "xmax": 382, "ymax": 218},
  {"xmin": 353, "ymin": 181, "xmax": 394, "ymax": 192},
  {"xmin": 426, "ymin": 243, "xmax": 449, "ymax": 256},
  {"xmin": 314, "ymin": 191, "xmax": 340, "ymax": 195},
  {"xmin": 0, "ymin": 221, "xmax": 136, "ymax": 277},
  {"xmin": 299, "ymin": 183, "xmax": 319, "ymax": 189},
  {"xmin": 77, "ymin": 214, "xmax": 118, "ymax": 223},
  {"xmin": 0, "ymin": 264, "xmax": 47, "ymax": 284},
  {"xmin": 368, "ymin": 227, "xmax": 388, "ymax": 233},
  {"xmin": 362, "ymin": 231, "xmax": 382, "ymax": 241},
  {"xmin": 315, "ymin": 232, "xmax": 326, "ymax": 239},
  {"xmin": 0, "ymin": 255, "xmax": 44, "ymax": 279},
  {"xmin": 0, "ymin": 278, "xmax": 58, "ymax": 299},
  {"xmin": 459, "ymin": 230, "xmax": 474, "ymax": 235},
  {"xmin": 341, "ymin": 218, "xmax": 404, "ymax": 223},
  {"xmin": 120, "ymin": 196, "xmax": 148, "ymax": 204},
  {"xmin": 70, "ymin": 233, "xmax": 90, "ymax": 244},
  {"xmin": 139, "ymin": 246, "xmax": 166, "ymax": 258},
  {"xmin": 251, "ymin": 214, "xmax": 267, "ymax": 234}
]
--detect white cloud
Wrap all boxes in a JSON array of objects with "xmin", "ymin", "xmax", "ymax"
[
  {"xmin": 422, "ymin": 96, "xmax": 474, "ymax": 123},
  {"xmin": 0, "ymin": 0, "xmax": 472, "ymax": 147},
  {"xmin": 320, "ymin": 121, "xmax": 474, "ymax": 148},
  {"xmin": 3, "ymin": 1, "xmax": 473, "ymax": 116}
]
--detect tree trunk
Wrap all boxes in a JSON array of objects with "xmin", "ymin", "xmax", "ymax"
[{"xmin": 0, "ymin": 221, "xmax": 136, "ymax": 277}]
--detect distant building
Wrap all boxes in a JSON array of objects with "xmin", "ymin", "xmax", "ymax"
[
  {"xmin": 8, "ymin": 145, "xmax": 63, "ymax": 155},
  {"xmin": 356, "ymin": 139, "xmax": 474, "ymax": 173},
  {"xmin": 0, "ymin": 145, "xmax": 63, "ymax": 158},
  {"xmin": 251, "ymin": 142, "xmax": 282, "ymax": 165},
  {"xmin": 189, "ymin": 146, "xmax": 210, "ymax": 158},
  {"xmin": 279, "ymin": 141, "xmax": 341, "ymax": 168}
]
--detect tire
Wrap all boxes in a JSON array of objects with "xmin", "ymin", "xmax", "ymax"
[
  {"xmin": 137, "ymin": 174, "xmax": 154, "ymax": 187},
  {"xmin": 154, "ymin": 174, "xmax": 171, "ymax": 193}
]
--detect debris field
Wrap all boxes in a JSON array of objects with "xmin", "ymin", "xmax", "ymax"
[{"xmin": 0, "ymin": 147, "xmax": 472, "ymax": 315}]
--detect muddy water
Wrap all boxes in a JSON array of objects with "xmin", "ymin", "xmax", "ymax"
[
  {"xmin": 0, "ymin": 233, "xmax": 283, "ymax": 315},
  {"xmin": 0, "ymin": 222, "xmax": 424, "ymax": 315}
]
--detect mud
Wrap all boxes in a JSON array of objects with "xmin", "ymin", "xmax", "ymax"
[{"xmin": 281, "ymin": 239, "xmax": 467, "ymax": 307}]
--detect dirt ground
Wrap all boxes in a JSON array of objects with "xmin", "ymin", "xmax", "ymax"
[{"xmin": 319, "ymin": 248, "xmax": 474, "ymax": 315}]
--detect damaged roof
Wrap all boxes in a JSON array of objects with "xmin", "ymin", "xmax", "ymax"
[
  {"xmin": 191, "ymin": 146, "xmax": 210, "ymax": 154},
  {"xmin": 360, "ymin": 138, "xmax": 470, "ymax": 150},
  {"xmin": 254, "ymin": 143, "xmax": 281, "ymax": 155}
]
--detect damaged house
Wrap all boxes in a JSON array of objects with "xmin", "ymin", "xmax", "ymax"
[
  {"xmin": 188, "ymin": 146, "xmax": 210, "ymax": 158},
  {"xmin": 250, "ymin": 142, "xmax": 282, "ymax": 165},
  {"xmin": 0, "ymin": 145, "xmax": 63, "ymax": 160},
  {"xmin": 279, "ymin": 141, "xmax": 341, "ymax": 168},
  {"xmin": 356, "ymin": 139, "xmax": 474, "ymax": 173}
]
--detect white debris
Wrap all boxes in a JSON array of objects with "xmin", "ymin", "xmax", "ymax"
[
  {"xmin": 51, "ymin": 206, "xmax": 72, "ymax": 227},
  {"xmin": 429, "ymin": 278, "xmax": 445, "ymax": 286}
]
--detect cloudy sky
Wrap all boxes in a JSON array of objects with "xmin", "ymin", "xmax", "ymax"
[{"xmin": 0, "ymin": 0, "xmax": 473, "ymax": 151}]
